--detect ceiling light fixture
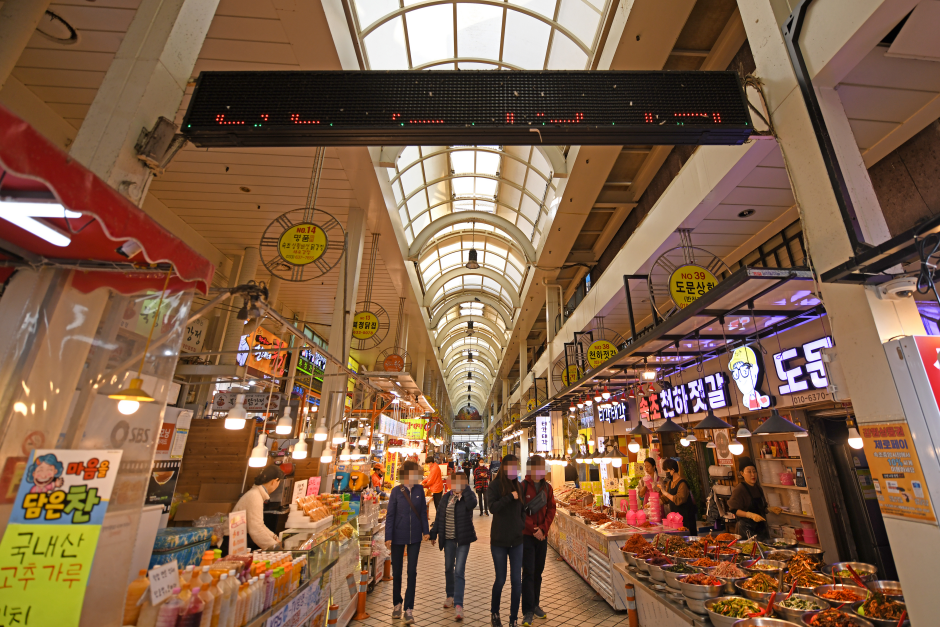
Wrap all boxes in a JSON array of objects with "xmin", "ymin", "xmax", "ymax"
[
  {"xmin": 224, "ymin": 394, "xmax": 248, "ymax": 430},
  {"xmin": 275, "ymin": 406, "xmax": 293, "ymax": 435},
  {"xmin": 466, "ymin": 248, "xmax": 480, "ymax": 270},
  {"xmin": 248, "ymin": 434, "xmax": 269, "ymax": 467},
  {"xmin": 752, "ymin": 409, "xmax": 808, "ymax": 436},
  {"xmin": 728, "ymin": 438, "xmax": 744, "ymax": 455},
  {"xmin": 0, "ymin": 200, "xmax": 81, "ymax": 247}
]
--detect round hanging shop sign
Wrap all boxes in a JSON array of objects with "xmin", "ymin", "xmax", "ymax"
[
  {"xmin": 587, "ymin": 340, "xmax": 618, "ymax": 369},
  {"xmin": 561, "ymin": 364, "xmax": 583, "ymax": 387},
  {"xmin": 277, "ymin": 223, "xmax": 327, "ymax": 265},
  {"xmin": 526, "ymin": 398, "xmax": 537, "ymax": 412},
  {"xmin": 352, "ymin": 311, "xmax": 379, "ymax": 340},
  {"xmin": 383, "ymin": 354, "xmax": 405, "ymax": 372},
  {"xmin": 668, "ymin": 264, "xmax": 718, "ymax": 309}
]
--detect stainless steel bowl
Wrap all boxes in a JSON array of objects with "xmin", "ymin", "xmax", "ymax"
[
  {"xmin": 855, "ymin": 599, "xmax": 910, "ymax": 627},
  {"xmin": 718, "ymin": 548, "xmax": 743, "ymax": 563},
  {"xmin": 795, "ymin": 547, "xmax": 826, "ymax": 564},
  {"xmin": 677, "ymin": 555, "xmax": 705, "ymax": 566},
  {"xmin": 733, "ymin": 619, "xmax": 803, "ymax": 627},
  {"xmin": 765, "ymin": 550, "xmax": 797, "ymax": 562},
  {"xmin": 623, "ymin": 551, "xmax": 637, "ymax": 567},
  {"xmin": 684, "ymin": 596, "xmax": 710, "ymax": 614},
  {"xmin": 763, "ymin": 539, "xmax": 798, "ymax": 550},
  {"xmin": 662, "ymin": 567, "xmax": 688, "ymax": 590},
  {"xmin": 635, "ymin": 558, "xmax": 650, "ymax": 573},
  {"xmin": 646, "ymin": 559, "xmax": 668, "ymax": 582},
  {"xmin": 704, "ymin": 596, "xmax": 765, "ymax": 627},
  {"xmin": 678, "ymin": 575, "xmax": 724, "ymax": 600},
  {"xmin": 866, "ymin": 580, "xmax": 903, "ymax": 601},
  {"xmin": 705, "ymin": 533, "xmax": 741, "ymax": 545},
  {"xmin": 811, "ymin": 584, "xmax": 869, "ymax": 605},
  {"xmin": 773, "ymin": 594, "xmax": 829, "ymax": 621},
  {"xmin": 829, "ymin": 562, "xmax": 878, "ymax": 585},
  {"xmin": 742, "ymin": 559, "xmax": 786, "ymax": 582},
  {"xmin": 801, "ymin": 610, "xmax": 874, "ymax": 627},
  {"xmin": 735, "ymin": 580, "xmax": 779, "ymax": 603}
]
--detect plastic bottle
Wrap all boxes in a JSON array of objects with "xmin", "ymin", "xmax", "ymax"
[
  {"xmin": 138, "ymin": 594, "xmax": 161, "ymax": 627},
  {"xmin": 214, "ymin": 574, "xmax": 231, "ymax": 627},
  {"xmin": 263, "ymin": 571, "xmax": 274, "ymax": 609},
  {"xmin": 224, "ymin": 572, "xmax": 239, "ymax": 627},
  {"xmin": 197, "ymin": 582, "xmax": 215, "ymax": 627},
  {"xmin": 247, "ymin": 577, "xmax": 259, "ymax": 620},
  {"xmin": 124, "ymin": 569, "xmax": 150, "ymax": 625},
  {"xmin": 155, "ymin": 587, "xmax": 182, "ymax": 627},
  {"xmin": 201, "ymin": 551, "xmax": 216, "ymax": 567},
  {"xmin": 178, "ymin": 587, "xmax": 205, "ymax": 627},
  {"xmin": 208, "ymin": 573, "xmax": 223, "ymax": 627},
  {"xmin": 178, "ymin": 581, "xmax": 193, "ymax": 607}
]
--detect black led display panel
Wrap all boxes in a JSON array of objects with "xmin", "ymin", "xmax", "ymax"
[{"xmin": 182, "ymin": 71, "xmax": 752, "ymax": 147}]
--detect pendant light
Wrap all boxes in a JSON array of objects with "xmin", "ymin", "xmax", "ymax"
[
  {"xmin": 465, "ymin": 248, "xmax": 480, "ymax": 269},
  {"xmin": 275, "ymin": 406, "xmax": 293, "ymax": 435},
  {"xmin": 656, "ymin": 417, "xmax": 687, "ymax": 434},
  {"xmin": 332, "ymin": 430, "xmax": 346, "ymax": 445},
  {"xmin": 627, "ymin": 437, "xmax": 641, "ymax": 453},
  {"xmin": 566, "ymin": 445, "xmax": 573, "ymax": 455},
  {"xmin": 736, "ymin": 425, "xmax": 752, "ymax": 438},
  {"xmin": 225, "ymin": 394, "xmax": 248, "ymax": 430},
  {"xmin": 292, "ymin": 437, "xmax": 308, "ymax": 459},
  {"xmin": 594, "ymin": 389, "xmax": 603, "ymax": 403},
  {"xmin": 847, "ymin": 424, "xmax": 864, "ymax": 450},
  {"xmin": 248, "ymin": 433, "xmax": 269, "ymax": 467},
  {"xmin": 576, "ymin": 396, "xmax": 584, "ymax": 410},
  {"xmin": 679, "ymin": 436, "xmax": 690, "ymax": 447},
  {"xmin": 752, "ymin": 409, "xmax": 808, "ymax": 436},
  {"xmin": 602, "ymin": 386, "xmax": 611, "ymax": 400},
  {"xmin": 706, "ymin": 440, "xmax": 716, "ymax": 449},
  {"xmin": 339, "ymin": 445, "xmax": 353, "ymax": 461},
  {"xmin": 313, "ymin": 416, "xmax": 328, "ymax": 441},
  {"xmin": 320, "ymin": 446, "xmax": 334, "ymax": 464},
  {"xmin": 569, "ymin": 401, "xmax": 576, "ymax": 413},
  {"xmin": 728, "ymin": 439, "xmax": 744, "ymax": 455},
  {"xmin": 686, "ymin": 430, "xmax": 698, "ymax": 442},
  {"xmin": 694, "ymin": 407, "xmax": 733, "ymax": 431},
  {"xmin": 628, "ymin": 387, "xmax": 636, "ymax": 399}
]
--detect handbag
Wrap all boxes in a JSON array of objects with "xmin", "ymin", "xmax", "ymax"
[{"xmin": 523, "ymin": 481, "xmax": 548, "ymax": 516}]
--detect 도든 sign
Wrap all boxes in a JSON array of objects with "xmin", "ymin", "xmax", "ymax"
[
  {"xmin": 0, "ymin": 449, "xmax": 123, "ymax": 627},
  {"xmin": 352, "ymin": 311, "xmax": 379, "ymax": 340},
  {"xmin": 228, "ymin": 510, "xmax": 248, "ymax": 555},
  {"xmin": 149, "ymin": 560, "xmax": 180, "ymax": 605},
  {"xmin": 668, "ymin": 264, "xmax": 718, "ymax": 309},
  {"xmin": 859, "ymin": 423, "xmax": 935, "ymax": 523},
  {"xmin": 536, "ymin": 416, "xmax": 552, "ymax": 452}
]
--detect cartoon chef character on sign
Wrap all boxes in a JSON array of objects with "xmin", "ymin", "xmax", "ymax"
[{"xmin": 729, "ymin": 346, "xmax": 771, "ymax": 410}]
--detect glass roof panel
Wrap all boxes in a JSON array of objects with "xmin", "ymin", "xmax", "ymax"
[
  {"xmin": 509, "ymin": 0, "xmax": 558, "ymax": 21},
  {"xmin": 557, "ymin": 0, "xmax": 602, "ymax": 46},
  {"xmin": 406, "ymin": 5, "xmax": 455, "ymax": 67},
  {"xmin": 456, "ymin": 3, "xmax": 503, "ymax": 60},
  {"xmin": 364, "ymin": 17, "xmax": 409, "ymax": 70},
  {"xmin": 502, "ymin": 10, "xmax": 552, "ymax": 69},
  {"xmin": 354, "ymin": 0, "xmax": 398, "ymax": 31}
]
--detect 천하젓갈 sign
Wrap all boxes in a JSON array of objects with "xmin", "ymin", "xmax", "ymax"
[
  {"xmin": 859, "ymin": 422, "xmax": 935, "ymax": 523},
  {"xmin": 278, "ymin": 223, "xmax": 327, "ymax": 265},
  {"xmin": 668, "ymin": 264, "xmax": 717, "ymax": 309},
  {"xmin": 586, "ymin": 340, "xmax": 618, "ymax": 369},
  {"xmin": 0, "ymin": 449, "xmax": 123, "ymax": 627}
]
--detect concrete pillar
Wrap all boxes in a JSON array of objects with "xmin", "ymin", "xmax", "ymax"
[
  {"xmin": 69, "ymin": 0, "xmax": 220, "ymax": 201},
  {"xmin": 412, "ymin": 352, "xmax": 427, "ymax": 393},
  {"xmin": 740, "ymin": 0, "xmax": 928, "ymax": 617},
  {"xmin": 502, "ymin": 378, "xmax": 509, "ymax": 410},
  {"xmin": 220, "ymin": 248, "xmax": 260, "ymax": 366},
  {"xmin": 318, "ymin": 207, "xmax": 367, "ymax": 464},
  {"xmin": 546, "ymin": 285, "xmax": 560, "ymax": 395},
  {"xmin": 0, "ymin": 0, "xmax": 53, "ymax": 91}
]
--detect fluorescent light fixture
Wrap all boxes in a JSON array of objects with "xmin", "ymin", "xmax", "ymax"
[{"xmin": 0, "ymin": 201, "xmax": 81, "ymax": 247}]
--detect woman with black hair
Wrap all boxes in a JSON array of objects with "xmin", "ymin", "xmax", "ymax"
[
  {"xmin": 486, "ymin": 454, "xmax": 525, "ymax": 627},
  {"xmin": 727, "ymin": 457, "xmax": 782, "ymax": 539},
  {"xmin": 385, "ymin": 460, "xmax": 430, "ymax": 625},
  {"xmin": 233, "ymin": 464, "xmax": 285, "ymax": 550},
  {"xmin": 656, "ymin": 458, "xmax": 698, "ymax": 536}
]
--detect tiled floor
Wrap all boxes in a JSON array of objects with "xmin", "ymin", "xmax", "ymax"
[{"xmin": 353, "ymin": 505, "xmax": 632, "ymax": 627}]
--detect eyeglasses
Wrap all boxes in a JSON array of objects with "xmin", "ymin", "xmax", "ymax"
[{"xmin": 731, "ymin": 364, "xmax": 751, "ymax": 379}]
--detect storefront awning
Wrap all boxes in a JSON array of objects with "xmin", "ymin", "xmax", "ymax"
[
  {"xmin": 0, "ymin": 105, "xmax": 214, "ymax": 293},
  {"xmin": 523, "ymin": 266, "xmax": 821, "ymax": 423}
]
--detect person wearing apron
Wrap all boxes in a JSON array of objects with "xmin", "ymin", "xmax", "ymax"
[
  {"xmin": 656, "ymin": 458, "xmax": 697, "ymax": 536},
  {"xmin": 727, "ymin": 457, "xmax": 782, "ymax": 539}
]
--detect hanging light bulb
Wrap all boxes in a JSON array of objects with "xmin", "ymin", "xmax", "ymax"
[
  {"xmin": 109, "ymin": 377, "xmax": 155, "ymax": 415},
  {"xmin": 292, "ymin": 437, "xmax": 308, "ymax": 459},
  {"xmin": 320, "ymin": 447, "xmax": 333, "ymax": 464},
  {"xmin": 275, "ymin": 406, "xmax": 293, "ymax": 435},
  {"xmin": 628, "ymin": 437, "xmax": 640, "ymax": 454},
  {"xmin": 569, "ymin": 402, "xmax": 576, "ymax": 413},
  {"xmin": 680, "ymin": 437, "xmax": 690, "ymax": 447},
  {"xmin": 332, "ymin": 430, "xmax": 346, "ymax": 445},
  {"xmin": 729, "ymin": 439, "xmax": 744, "ymax": 455},
  {"xmin": 602, "ymin": 386, "xmax": 611, "ymax": 400},
  {"xmin": 585, "ymin": 396, "xmax": 593, "ymax": 406},
  {"xmin": 340, "ymin": 445, "xmax": 353, "ymax": 461},
  {"xmin": 560, "ymin": 457, "xmax": 568, "ymax": 467},
  {"xmin": 248, "ymin": 433, "xmax": 269, "ymax": 467},
  {"xmin": 706, "ymin": 440, "xmax": 716, "ymax": 449},
  {"xmin": 628, "ymin": 387, "xmax": 636, "ymax": 399},
  {"xmin": 736, "ymin": 426, "xmax": 752, "ymax": 438},
  {"xmin": 686, "ymin": 431, "xmax": 698, "ymax": 442},
  {"xmin": 566, "ymin": 446, "xmax": 573, "ymax": 455},
  {"xmin": 612, "ymin": 456, "xmax": 622, "ymax": 468},
  {"xmin": 576, "ymin": 397, "xmax": 584, "ymax": 409},
  {"xmin": 847, "ymin": 425, "xmax": 863, "ymax": 449},
  {"xmin": 594, "ymin": 389, "xmax": 603, "ymax": 403},
  {"xmin": 225, "ymin": 394, "xmax": 248, "ymax": 430}
]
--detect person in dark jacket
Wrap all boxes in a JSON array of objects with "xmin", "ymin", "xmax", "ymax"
[
  {"xmin": 385, "ymin": 460, "xmax": 430, "ymax": 625},
  {"xmin": 486, "ymin": 454, "xmax": 525, "ymax": 627},
  {"xmin": 656, "ymin": 458, "xmax": 698, "ymax": 536},
  {"xmin": 429, "ymin": 469, "xmax": 477, "ymax": 621},
  {"xmin": 520, "ymin": 456, "xmax": 556, "ymax": 626},
  {"xmin": 474, "ymin": 459, "xmax": 491, "ymax": 516}
]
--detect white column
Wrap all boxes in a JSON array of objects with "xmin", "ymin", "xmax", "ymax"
[
  {"xmin": 69, "ymin": 0, "xmax": 221, "ymax": 201},
  {"xmin": 0, "ymin": 0, "xmax": 52, "ymax": 91},
  {"xmin": 520, "ymin": 339, "xmax": 528, "ymax": 386},
  {"xmin": 546, "ymin": 285, "xmax": 560, "ymax": 395},
  {"xmin": 502, "ymin": 379, "xmax": 510, "ymax": 411},
  {"xmin": 740, "ymin": 0, "xmax": 929, "ymax": 619},
  {"xmin": 220, "ymin": 248, "xmax": 260, "ymax": 366},
  {"xmin": 317, "ymin": 207, "xmax": 367, "ymax": 463}
]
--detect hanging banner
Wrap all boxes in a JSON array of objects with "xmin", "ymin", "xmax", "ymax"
[
  {"xmin": 213, "ymin": 392, "xmax": 285, "ymax": 412},
  {"xmin": 383, "ymin": 354, "xmax": 405, "ymax": 372},
  {"xmin": 278, "ymin": 223, "xmax": 328, "ymax": 265},
  {"xmin": 536, "ymin": 416, "xmax": 552, "ymax": 452},
  {"xmin": 859, "ymin": 422, "xmax": 935, "ymax": 523},
  {"xmin": 0, "ymin": 449, "xmax": 123, "ymax": 627},
  {"xmin": 181, "ymin": 317, "xmax": 208, "ymax": 353},
  {"xmin": 236, "ymin": 327, "xmax": 288, "ymax": 377}
]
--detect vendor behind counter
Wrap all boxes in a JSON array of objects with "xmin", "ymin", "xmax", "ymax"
[{"xmin": 233, "ymin": 465, "xmax": 285, "ymax": 550}]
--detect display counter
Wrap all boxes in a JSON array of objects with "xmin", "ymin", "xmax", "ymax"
[
  {"xmin": 547, "ymin": 507, "xmax": 679, "ymax": 610},
  {"xmin": 611, "ymin": 563, "xmax": 709, "ymax": 627}
]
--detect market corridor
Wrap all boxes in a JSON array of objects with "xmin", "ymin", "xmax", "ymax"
[{"xmin": 354, "ymin": 510, "xmax": 632, "ymax": 627}]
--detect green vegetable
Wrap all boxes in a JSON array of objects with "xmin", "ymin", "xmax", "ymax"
[
  {"xmin": 780, "ymin": 598, "xmax": 822, "ymax": 610},
  {"xmin": 711, "ymin": 598, "xmax": 759, "ymax": 618}
]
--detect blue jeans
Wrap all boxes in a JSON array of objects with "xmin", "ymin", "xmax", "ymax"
[
  {"xmin": 391, "ymin": 542, "xmax": 421, "ymax": 610},
  {"xmin": 491, "ymin": 544, "xmax": 523, "ymax": 621},
  {"xmin": 443, "ymin": 539, "xmax": 470, "ymax": 606}
]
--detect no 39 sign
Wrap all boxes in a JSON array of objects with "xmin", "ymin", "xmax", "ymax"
[{"xmin": 669, "ymin": 264, "xmax": 718, "ymax": 309}]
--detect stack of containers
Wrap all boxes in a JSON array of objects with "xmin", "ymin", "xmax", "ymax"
[
  {"xmin": 647, "ymin": 491, "xmax": 661, "ymax": 524},
  {"xmin": 801, "ymin": 521, "xmax": 818, "ymax": 545}
]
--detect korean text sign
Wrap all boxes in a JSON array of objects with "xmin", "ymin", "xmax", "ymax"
[
  {"xmin": 860, "ymin": 423, "xmax": 935, "ymax": 523},
  {"xmin": 0, "ymin": 449, "xmax": 123, "ymax": 627}
]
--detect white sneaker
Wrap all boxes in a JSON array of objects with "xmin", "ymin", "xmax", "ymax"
[
  {"xmin": 455, "ymin": 606, "xmax": 464, "ymax": 621},
  {"xmin": 404, "ymin": 609, "xmax": 415, "ymax": 625},
  {"xmin": 444, "ymin": 597, "xmax": 454, "ymax": 608},
  {"xmin": 393, "ymin": 604, "xmax": 403, "ymax": 619}
]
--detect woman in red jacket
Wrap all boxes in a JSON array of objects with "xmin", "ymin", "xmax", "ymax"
[{"xmin": 520, "ymin": 455, "xmax": 556, "ymax": 627}]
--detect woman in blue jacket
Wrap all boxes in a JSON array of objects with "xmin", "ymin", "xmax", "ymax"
[
  {"xmin": 385, "ymin": 460, "xmax": 430, "ymax": 624},
  {"xmin": 429, "ymin": 469, "xmax": 477, "ymax": 621}
]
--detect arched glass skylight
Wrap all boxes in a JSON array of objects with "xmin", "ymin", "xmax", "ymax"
[{"xmin": 420, "ymin": 232, "xmax": 528, "ymax": 293}]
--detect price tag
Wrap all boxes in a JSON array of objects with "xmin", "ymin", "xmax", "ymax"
[{"xmin": 149, "ymin": 560, "xmax": 180, "ymax": 605}]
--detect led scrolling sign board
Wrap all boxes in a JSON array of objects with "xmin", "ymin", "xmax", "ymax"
[{"xmin": 182, "ymin": 71, "xmax": 753, "ymax": 147}]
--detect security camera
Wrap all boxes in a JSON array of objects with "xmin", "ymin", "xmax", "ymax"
[{"xmin": 876, "ymin": 276, "xmax": 917, "ymax": 300}]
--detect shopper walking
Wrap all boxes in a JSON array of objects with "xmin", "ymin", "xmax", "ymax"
[
  {"xmin": 656, "ymin": 458, "xmax": 698, "ymax": 536},
  {"xmin": 385, "ymin": 460, "xmax": 430, "ymax": 624},
  {"xmin": 429, "ymin": 470, "xmax": 477, "ymax": 621},
  {"xmin": 520, "ymin": 455, "xmax": 556, "ymax": 626},
  {"xmin": 487, "ymin": 454, "xmax": 525, "ymax": 627},
  {"xmin": 473, "ymin": 458, "xmax": 491, "ymax": 516},
  {"xmin": 423, "ymin": 455, "xmax": 444, "ymax": 512}
]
